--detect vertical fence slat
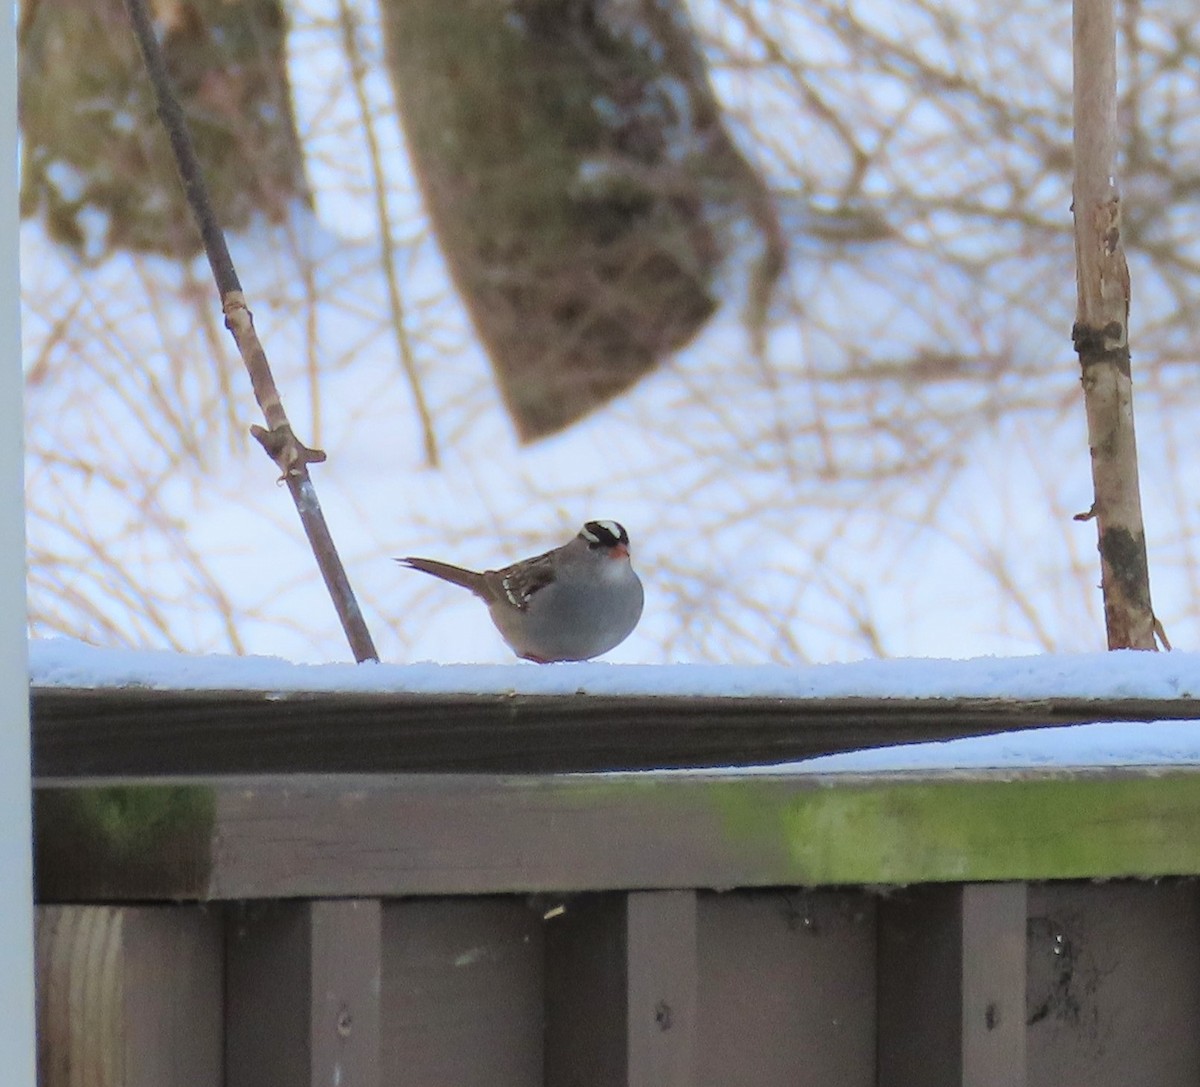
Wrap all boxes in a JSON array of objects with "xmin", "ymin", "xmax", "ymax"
[
  {"xmin": 37, "ymin": 906, "xmax": 121, "ymax": 1087},
  {"xmin": 226, "ymin": 899, "xmax": 381, "ymax": 1087},
  {"xmin": 36, "ymin": 905, "xmax": 222, "ymax": 1087},
  {"xmin": 696, "ymin": 891, "xmax": 876, "ymax": 1087},
  {"xmin": 961, "ymin": 883, "xmax": 1028, "ymax": 1087},
  {"xmin": 310, "ymin": 900, "xmax": 382, "ymax": 1087},
  {"xmin": 545, "ymin": 892, "xmax": 698, "ymax": 1087},
  {"xmin": 626, "ymin": 891, "xmax": 698, "ymax": 1087},
  {"xmin": 544, "ymin": 895, "xmax": 627, "ymax": 1087},
  {"xmin": 878, "ymin": 886, "xmax": 960, "ymax": 1087},
  {"xmin": 381, "ymin": 898, "xmax": 543, "ymax": 1087},
  {"xmin": 879, "ymin": 883, "xmax": 1027, "ymax": 1087},
  {"xmin": 225, "ymin": 902, "xmax": 307, "ymax": 1087},
  {"xmin": 1027, "ymin": 881, "xmax": 1200, "ymax": 1087}
]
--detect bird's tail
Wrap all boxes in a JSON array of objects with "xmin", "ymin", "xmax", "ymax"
[{"xmin": 396, "ymin": 556, "xmax": 487, "ymax": 597}]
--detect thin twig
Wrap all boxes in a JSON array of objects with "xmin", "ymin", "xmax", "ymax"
[
  {"xmin": 337, "ymin": 0, "xmax": 440, "ymax": 467},
  {"xmin": 122, "ymin": 0, "xmax": 379, "ymax": 662}
]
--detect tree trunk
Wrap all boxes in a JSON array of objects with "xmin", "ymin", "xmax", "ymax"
[{"xmin": 1071, "ymin": 0, "xmax": 1160, "ymax": 650}]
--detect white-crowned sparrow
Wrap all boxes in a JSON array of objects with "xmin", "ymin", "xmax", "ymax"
[{"xmin": 397, "ymin": 520, "xmax": 644, "ymax": 662}]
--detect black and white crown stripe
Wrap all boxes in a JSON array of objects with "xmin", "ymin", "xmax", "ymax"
[{"xmin": 580, "ymin": 520, "xmax": 629, "ymax": 548}]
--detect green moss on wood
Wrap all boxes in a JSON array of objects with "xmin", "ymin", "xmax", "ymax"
[
  {"xmin": 36, "ymin": 785, "xmax": 216, "ymax": 901},
  {"xmin": 709, "ymin": 772, "xmax": 1200, "ymax": 885}
]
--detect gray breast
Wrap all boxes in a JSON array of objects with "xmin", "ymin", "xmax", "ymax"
[{"xmin": 490, "ymin": 568, "xmax": 644, "ymax": 662}]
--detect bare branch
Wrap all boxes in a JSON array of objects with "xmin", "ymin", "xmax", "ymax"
[
  {"xmin": 337, "ymin": 0, "xmax": 439, "ymax": 467},
  {"xmin": 121, "ymin": 0, "xmax": 378, "ymax": 662}
]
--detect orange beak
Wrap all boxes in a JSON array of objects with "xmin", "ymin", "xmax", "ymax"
[{"xmin": 610, "ymin": 543, "xmax": 630, "ymax": 559}]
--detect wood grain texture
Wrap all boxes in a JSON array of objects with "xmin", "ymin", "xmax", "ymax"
[
  {"xmin": 36, "ymin": 906, "xmax": 222, "ymax": 1087},
  {"xmin": 32, "ymin": 686, "xmax": 1200, "ymax": 776},
  {"xmin": 37, "ymin": 906, "xmax": 124, "ymax": 1087}
]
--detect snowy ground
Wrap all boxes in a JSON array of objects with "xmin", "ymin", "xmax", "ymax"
[{"xmin": 31, "ymin": 637, "xmax": 1200, "ymax": 772}]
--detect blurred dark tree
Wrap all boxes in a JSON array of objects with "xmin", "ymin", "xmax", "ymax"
[
  {"xmin": 19, "ymin": 0, "xmax": 310, "ymax": 259},
  {"xmin": 382, "ymin": 0, "xmax": 783, "ymax": 441}
]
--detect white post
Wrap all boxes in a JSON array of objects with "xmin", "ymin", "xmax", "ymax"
[{"xmin": 0, "ymin": 0, "xmax": 36, "ymax": 1079}]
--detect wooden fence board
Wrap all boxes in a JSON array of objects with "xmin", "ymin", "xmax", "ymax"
[
  {"xmin": 35, "ymin": 885, "xmax": 1200, "ymax": 1086},
  {"xmin": 225, "ymin": 903, "xmax": 311, "ymax": 1087},
  {"xmin": 1026, "ymin": 882, "xmax": 1200, "ymax": 1087},
  {"xmin": 225, "ymin": 899, "xmax": 382, "ymax": 1087},
  {"xmin": 382, "ymin": 898, "xmax": 543, "ymax": 1087},
  {"xmin": 32, "ymin": 686, "xmax": 1200, "ymax": 776},
  {"xmin": 961, "ymin": 883, "xmax": 1028, "ymax": 1087},
  {"xmin": 36, "ymin": 906, "xmax": 222, "ymax": 1087},
  {"xmin": 31, "ymin": 690, "xmax": 1200, "ymax": 1085},
  {"xmin": 878, "ymin": 883, "xmax": 1027, "ymax": 1087},
  {"xmin": 35, "ymin": 767, "xmax": 1200, "ymax": 902},
  {"xmin": 310, "ymin": 900, "xmax": 382, "ymax": 1087},
  {"xmin": 544, "ymin": 895, "xmax": 628, "ymax": 1087},
  {"xmin": 627, "ymin": 891, "xmax": 698, "ymax": 1087},
  {"xmin": 696, "ymin": 891, "xmax": 875, "ymax": 1087}
]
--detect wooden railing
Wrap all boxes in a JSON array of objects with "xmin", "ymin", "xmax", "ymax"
[{"xmin": 32, "ymin": 686, "xmax": 1200, "ymax": 1087}]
